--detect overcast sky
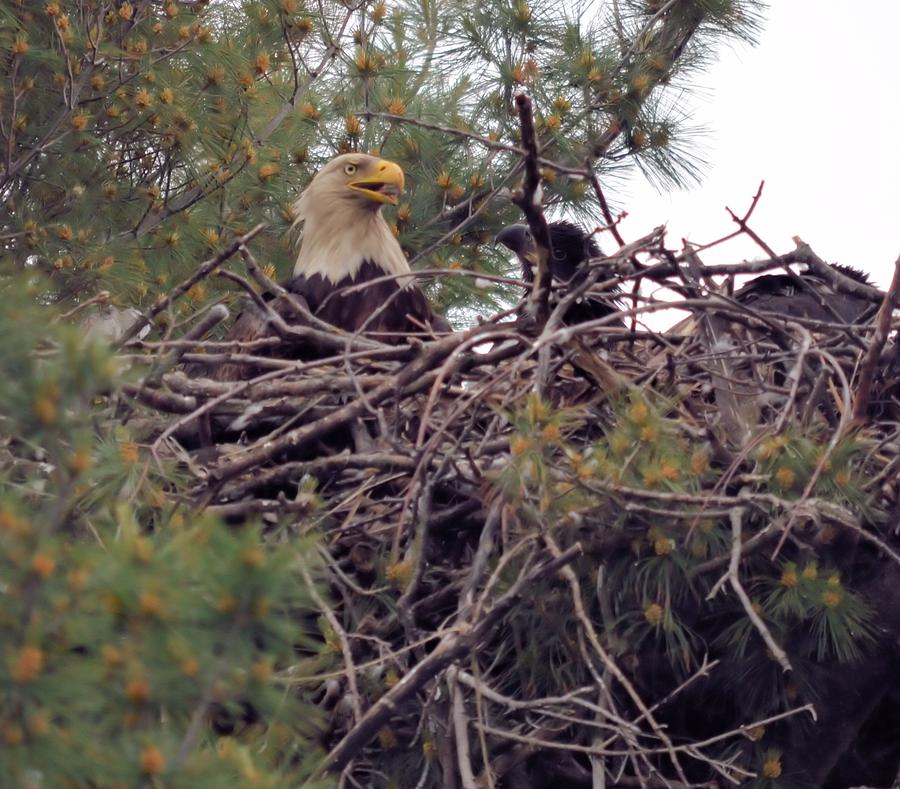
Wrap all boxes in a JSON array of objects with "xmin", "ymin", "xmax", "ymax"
[{"xmin": 619, "ymin": 1, "xmax": 900, "ymax": 289}]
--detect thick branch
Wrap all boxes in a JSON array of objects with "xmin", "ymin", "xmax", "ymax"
[
  {"xmin": 852, "ymin": 253, "xmax": 900, "ymax": 423},
  {"xmin": 511, "ymin": 92, "xmax": 554, "ymax": 327}
]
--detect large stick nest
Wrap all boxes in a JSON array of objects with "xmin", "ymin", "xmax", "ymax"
[{"xmin": 118, "ymin": 205, "xmax": 900, "ymax": 786}]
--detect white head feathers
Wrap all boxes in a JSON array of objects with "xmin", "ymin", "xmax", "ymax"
[{"xmin": 290, "ymin": 153, "xmax": 412, "ymax": 284}]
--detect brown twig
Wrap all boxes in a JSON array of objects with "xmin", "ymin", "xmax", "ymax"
[
  {"xmin": 586, "ymin": 165, "xmax": 627, "ymax": 248},
  {"xmin": 709, "ymin": 508, "xmax": 792, "ymax": 673},
  {"xmin": 207, "ymin": 331, "xmax": 465, "ymax": 484}
]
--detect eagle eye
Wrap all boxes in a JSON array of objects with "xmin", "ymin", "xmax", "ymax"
[{"xmin": 344, "ymin": 163, "xmax": 358, "ymax": 176}]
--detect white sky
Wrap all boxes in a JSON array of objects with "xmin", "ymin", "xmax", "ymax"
[{"xmin": 619, "ymin": 1, "xmax": 900, "ymax": 289}]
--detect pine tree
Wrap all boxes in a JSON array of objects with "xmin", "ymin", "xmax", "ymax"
[
  {"xmin": 0, "ymin": 300, "xmax": 332, "ymax": 786},
  {"xmin": 1, "ymin": 0, "xmax": 763, "ymax": 317},
  {"xmin": 6, "ymin": 1, "xmax": 900, "ymax": 788}
]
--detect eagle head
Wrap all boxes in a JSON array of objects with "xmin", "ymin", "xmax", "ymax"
[
  {"xmin": 496, "ymin": 220, "xmax": 602, "ymax": 284},
  {"xmin": 293, "ymin": 153, "xmax": 404, "ymax": 225},
  {"xmin": 291, "ymin": 154, "xmax": 410, "ymax": 282},
  {"xmin": 342, "ymin": 153, "xmax": 404, "ymax": 207}
]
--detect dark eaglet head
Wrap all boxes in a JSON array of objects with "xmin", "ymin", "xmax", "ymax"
[{"xmin": 495, "ymin": 220, "xmax": 603, "ymax": 284}]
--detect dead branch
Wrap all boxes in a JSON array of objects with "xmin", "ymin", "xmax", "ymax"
[
  {"xmin": 852, "ymin": 252, "xmax": 900, "ymax": 423},
  {"xmin": 511, "ymin": 92, "xmax": 554, "ymax": 328},
  {"xmin": 712, "ymin": 508, "xmax": 793, "ymax": 673}
]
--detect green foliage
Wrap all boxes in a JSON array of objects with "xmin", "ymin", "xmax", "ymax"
[
  {"xmin": 491, "ymin": 388, "xmax": 880, "ymax": 775},
  {"xmin": 0, "ymin": 293, "xmax": 330, "ymax": 787},
  {"xmin": 0, "ymin": 506, "xmax": 325, "ymax": 787},
  {"xmin": 758, "ymin": 562, "xmax": 875, "ymax": 663},
  {"xmin": 754, "ymin": 427, "xmax": 872, "ymax": 513},
  {"xmin": 1, "ymin": 0, "xmax": 764, "ymax": 324}
]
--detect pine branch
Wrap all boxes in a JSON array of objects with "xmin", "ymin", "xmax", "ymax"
[{"xmin": 115, "ymin": 224, "xmax": 265, "ymax": 348}]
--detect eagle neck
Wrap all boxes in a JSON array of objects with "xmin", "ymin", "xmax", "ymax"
[{"xmin": 293, "ymin": 208, "xmax": 411, "ymax": 285}]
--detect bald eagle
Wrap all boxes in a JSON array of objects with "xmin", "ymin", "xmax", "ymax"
[
  {"xmin": 495, "ymin": 220, "xmax": 621, "ymax": 326},
  {"xmin": 732, "ymin": 263, "xmax": 873, "ymax": 323},
  {"xmin": 216, "ymin": 154, "xmax": 449, "ymax": 380}
]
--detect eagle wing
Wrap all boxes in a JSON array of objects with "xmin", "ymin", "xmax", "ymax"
[
  {"xmin": 212, "ymin": 262, "xmax": 448, "ymax": 381},
  {"xmin": 735, "ymin": 272, "xmax": 871, "ymax": 324},
  {"xmin": 285, "ymin": 262, "xmax": 450, "ymax": 337}
]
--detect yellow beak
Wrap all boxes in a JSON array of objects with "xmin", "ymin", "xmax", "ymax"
[{"xmin": 347, "ymin": 159, "xmax": 405, "ymax": 206}]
